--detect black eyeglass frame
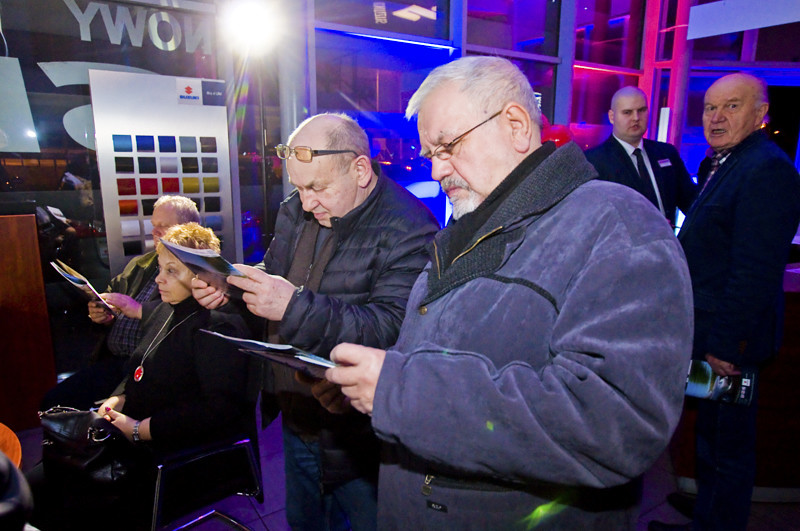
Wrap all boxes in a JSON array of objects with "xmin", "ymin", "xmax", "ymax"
[
  {"xmin": 275, "ymin": 144, "xmax": 358, "ymax": 163},
  {"xmin": 422, "ymin": 110, "xmax": 503, "ymax": 161}
]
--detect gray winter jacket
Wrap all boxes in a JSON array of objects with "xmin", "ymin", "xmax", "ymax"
[{"xmin": 372, "ymin": 142, "xmax": 694, "ymax": 529}]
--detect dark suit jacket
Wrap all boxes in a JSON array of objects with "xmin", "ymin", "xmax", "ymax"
[
  {"xmin": 678, "ymin": 131, "xmax": 800, "ymax": 366},
  {"xmin": 586, "ymin": 136, "xmax": 697, "ymax": 225}
]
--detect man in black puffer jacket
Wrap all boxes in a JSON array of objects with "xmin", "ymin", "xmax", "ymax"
[{"xmin": 193, "ymin": 113, "xmax": 439, "ymax": 530}]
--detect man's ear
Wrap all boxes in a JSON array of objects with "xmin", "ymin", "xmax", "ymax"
[
  {"xmin": 354, "ymin": 155, "xmax": 374, "ymax": 188},
  {"xmin": 754, "ymin": 102, "xmax": 769, "ymax": 127},
  {"xmin": 608, "ymin": 109, "xmax": 615, "ymax": 125},
  {"xmin": 504, "ymin": 103, "xmax": 534, "ymax": 153}
]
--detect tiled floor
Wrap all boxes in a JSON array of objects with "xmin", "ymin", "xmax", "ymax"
[{"xmin": 18, "ymin": 418, "xmax": 800, "ymax": 531}]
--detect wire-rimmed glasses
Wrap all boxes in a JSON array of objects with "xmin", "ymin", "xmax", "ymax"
[{"xmin": 421, "ymin": 110, "xmax": 502, "ymax": 162}]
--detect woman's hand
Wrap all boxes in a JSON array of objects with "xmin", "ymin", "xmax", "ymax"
[
  {"xmin": 98, "ymin": 395, "xmax": 124, "ymax": 414},
  {"xmin": 102, "ymin": 293, "xmax": 142, "ymax": 319},
  {"xmin": 103, "ymin": 408, "xmax": 138, "ymax": 441},
  {"xmin": 88, "ymin": 300, "xmax": 115, "ymax": 324},
  {"xmin": 191, "ymin": 277, "xmax": 229, "ymax": 309}
]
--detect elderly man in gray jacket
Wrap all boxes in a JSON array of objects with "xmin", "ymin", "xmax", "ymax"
[{"xmin": 324, "ymin": 56, "xmax": 694, "ymax": 530}]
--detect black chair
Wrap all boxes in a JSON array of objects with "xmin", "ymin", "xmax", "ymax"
[
  {"xmin": 150, "ymin": 357, "xmax": 265, "ymax": 531},
  {"xmin": 150, "ymin": 434, "xmax": 263, "ymax": 530}
]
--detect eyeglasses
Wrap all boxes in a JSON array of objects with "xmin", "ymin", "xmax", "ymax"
[
  {"xmin": 423, "ymin": 110, "xmax": 502, "ymax": 161},
  {"xmin": 275, "ymin": 144, "xmax": 357, "ymax": 163}
]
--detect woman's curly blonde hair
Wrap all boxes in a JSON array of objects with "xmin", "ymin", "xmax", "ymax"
[{"xmin": 156, "ymin": 222, "xmax": 220, "ymax": 253}]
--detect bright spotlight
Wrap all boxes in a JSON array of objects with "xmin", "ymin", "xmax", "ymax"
[
  {"xmin": 221, "ymin": 0, "xmax": 282, "ymax": 56},
  {"xmin": 26, "ymin": 129, "xmax": 37, "ymax": 138}
]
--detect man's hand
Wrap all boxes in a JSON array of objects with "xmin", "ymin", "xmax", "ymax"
[
  {"xmin": 88, "ymin": 300, "xmax": 115, "ymax": 324},
  {"xmin": 705, "ymin": 353, "xmax": 741, "ymax": 377},
  {"xmin": 102, "ymin": 293, "xmax": 142, "ymax": 319},
  {"xmin": 227, "ymin": 264, "xmax": 295, "ymax": 321},
  {"xmin": 191, "ymin": 276, "xmax": 229, "ymax": 309},
  {"xmin": 308, "ymin": 377, "xmax": 352, "ymax": 415},
  {"xmin": 325, "ymin": 343, "xmax": 386, "ymax": 416}
]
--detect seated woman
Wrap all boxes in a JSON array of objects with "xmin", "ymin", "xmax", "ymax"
[{"xmin": 29, "ymin": 223, "xmax": 253, "ymax": 530}]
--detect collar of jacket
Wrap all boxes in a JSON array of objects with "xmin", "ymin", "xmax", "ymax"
[
  {"xmin": 682, "ymin": 130, "xmax": 769, "ymax": 232},
  {"xmin": 430, "ymin": 141, "xmax": 597, "ymax": 268},
  {"xmin": 702, "ymin": 129, "xmax": 766, "ymax": 172},
  {"xmin": 422, "ymin": 141, "xmax": 597, "ymax": 303},
  {"xmin": 696, "ymin": 130, "xmax": 767, "ymax": 196},
  {"xmin": 127, "ymin": 251, "xmax": 159, "ymax": 294},
  {"xmin": 441, "ymin": 142, "xmax": 556, "ymax": 267},
  {"xmin": 173, "ymin": 295, "xmax": 203, "ymax": 315}
]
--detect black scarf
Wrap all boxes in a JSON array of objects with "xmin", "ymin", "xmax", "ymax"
[{"xmin": 443, "ymin": 141, "xmax": 556, "ymax": 268}]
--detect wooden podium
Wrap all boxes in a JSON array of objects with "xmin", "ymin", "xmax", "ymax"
[{"xmin": 0, "ymin": 214, "xmax": 57, "ymax": 431}]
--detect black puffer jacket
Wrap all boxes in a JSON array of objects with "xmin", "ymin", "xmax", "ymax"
[{"xmin": 261, "ymin": 172, "xmax": 439, "ymax": 485}]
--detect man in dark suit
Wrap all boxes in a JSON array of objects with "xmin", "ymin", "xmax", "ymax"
[
  {"xmin": 586, "ymin": 86, "xmax": 697, "ymax": 227},
  {"xmin": 651, "ymin": 74, "xmax": 800, "ymax": 531}
]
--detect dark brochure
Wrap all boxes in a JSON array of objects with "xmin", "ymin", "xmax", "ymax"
[
  {"xmin": 200, "ymin": 329, "xmax": 335, "ymax": 379},
  {"xmin": 159, "ymin": 239, "xmax": 246, "ymax": 296}
]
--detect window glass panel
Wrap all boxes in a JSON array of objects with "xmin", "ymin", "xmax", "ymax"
[
  {"xmin": 315, "ymin": 30, "xmax": 451, "ymax": 226},
  {"xmin": 575, "ymin": 0, "xmax": 645, "ymax": 69},
  {"xmin": 657, "ymin": 0, "xmax": 678, "ymax": 61},
  {"xmin": 235, "ymin": 56, "xmax": 282, "ymax": 264},
  {"xmin": 315, "ymin": 0, "xmax": 450, "ymax": 40},
  {"xmin": 513, "ymin": 60, "xmax": 556, "ymax": 124},
  {"xmin": 570, "ymin": 67, "xmax": 640, "ymax": 149},
  {"xmin": 467, "ymin": 0, "xmax": 560, "ymax": 56},
  {"xmin": 692, "ymin": 33, "xmax": 743, "ymax": 61},
  {"xmin": 0, "ymin": 0, "xmax": 222, "ymax": 375},
  {"xmin": 466, "ymin": 53, "xmax": 556, "ymax": 123},
  {"xmin": 316, "ymin": 30, "xmax": 452, "ymax": 114},
  {"xmin": 755, "ymin": 22, "xmax": 800, "ymax": 62}
]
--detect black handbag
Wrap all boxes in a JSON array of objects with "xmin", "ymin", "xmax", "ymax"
[{"xmin": 39, "ymin": 406, "xmax": 135, "ymax": 486}]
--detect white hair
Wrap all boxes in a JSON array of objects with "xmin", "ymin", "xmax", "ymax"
[
  {"xmin": 153, "ymin": 195, "xmax": 200, "ymax": 224},
  {"xmin": 405, "ymin": 56, "xmax": 542, "ymax": 127}
]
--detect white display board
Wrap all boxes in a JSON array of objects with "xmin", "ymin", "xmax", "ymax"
[{"xmin": 89, "ymin": 70, "xmax": 234, "ymax": 274}]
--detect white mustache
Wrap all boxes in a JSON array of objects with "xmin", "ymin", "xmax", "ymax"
[{"xmin": 440, "ymin": 177, "xmax": 471, "ymax": 192}]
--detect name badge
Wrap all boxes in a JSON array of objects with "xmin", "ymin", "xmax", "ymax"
[{"xmin": 658, "ymin": 159, "xmax": 672, "ymax": 168}]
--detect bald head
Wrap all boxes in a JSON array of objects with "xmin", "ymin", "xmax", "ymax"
[
  {"xmin": 289, "ymin": 113, "xmax": 371, "ymax": 173},
  {"xmin": 610, "ymin": 86, "xmax": 647, "ymax": 112},
  {"xmin": 284, "ymin": 113, "xmax": 376, "ymax": 227},
  {"xmin": 708, "ymin": 73, "xmax": 768, "ymax": 106},
  {"xmin": 608, "ymin": 86, "xmax": 649, "ymax": 146},
  {"xmin": 703, "ymin": 73, "xmax": 769, "ymax": 152}
]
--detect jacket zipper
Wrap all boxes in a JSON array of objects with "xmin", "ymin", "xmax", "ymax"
[
  {"xmin": 451, "ymin": 226, "xmax": 504, "ymax": 266},
  {"xmin": 433, "ymin": 225, "xmax": 505, "ymax": 279},
  {"xmin": 421, "ymin": 473, "xmax": 517, "ymax": 496},
  {"xmin": 421, "ymin": 474, "xmax": 434, "ymax": 496}
]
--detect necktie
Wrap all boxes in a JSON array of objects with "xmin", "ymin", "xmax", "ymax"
[
  {"xmin": 632, "ymin": 148, "xmax": 659, "ymax": 206},
  {"xmin": 700, "ymin": 148, "xmax": 729, "ymax": 193},
  {"xmin": 633, "ymin": 148, "xmax": 648, "ymax": 179}
]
